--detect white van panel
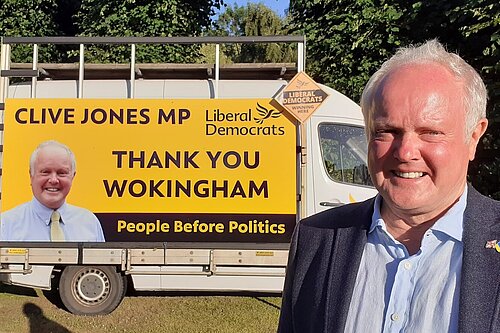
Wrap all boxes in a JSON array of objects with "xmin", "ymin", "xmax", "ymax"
[
  {"xmin": 217, "ymin": 80, "xmax": 286, "ymax": 98},
  {"xmin": 7, "ymin": 79, "xmax": 288, "ymax": 100},
  {"xmin": 314, "ymin": 84, "xmax": 362, "ymax": 120}
]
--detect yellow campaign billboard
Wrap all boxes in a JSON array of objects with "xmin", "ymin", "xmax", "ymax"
[{"xmin": 1, "ymin": 99, "xmax": 297, "ymax": 242}]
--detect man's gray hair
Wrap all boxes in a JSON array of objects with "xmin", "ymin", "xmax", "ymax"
[
  {"xmin": 360, "ymin": 39, "xmax": 487, "ymax": 139},
  {"xmin": 29, "ymin": 140, "xmax": 76, "ymax": 176}
]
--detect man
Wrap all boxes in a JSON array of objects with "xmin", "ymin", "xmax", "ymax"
[
  {"xmin": 1, "ymin": 140, "xmax": 105, "ymax": 241},
  {"xmin": 278, "ymin": 40, "xmax": 500, "ymax": 332}
]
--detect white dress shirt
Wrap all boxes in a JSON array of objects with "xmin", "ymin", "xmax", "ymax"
[
  {"xmin": 1, "ymin": 197, "xmax": 105, "ymax": 242},
  {"xmin": 344, "ymin": 187, "xmax": 467, "ymax": 332}
]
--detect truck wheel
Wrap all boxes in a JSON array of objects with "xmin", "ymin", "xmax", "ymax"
[{"xmin": 59, "ymin": 266, "xmax": 127, "ymax": 315}]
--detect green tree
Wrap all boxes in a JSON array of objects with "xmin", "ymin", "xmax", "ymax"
[
  {"xmin": 74, "ymin": 0, "xmax": 223, "ymax": 63},
  {"xmin": 206, "ymin": 3, "xmax": 294, "ymax": 63},
  {"xmin": 0, "ymin": 0, "xmax": 78, "ymax": 62},
  {"xmin": 288, "ymin": 0, "xmax": 407, "ymax": 100},
  {"xmin": 0, "ymin": 1, "xmax": 223, "ymax": 63}
]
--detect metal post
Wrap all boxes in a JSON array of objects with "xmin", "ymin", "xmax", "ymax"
[
  {"xmin": 297, "ymin": 41, "xmax": 305, "ymax": 73},
  {"xmin": 303, "ymin": 38, "xmax": 307, "ymax": 71},
  {"xmin": 78, "ymin": 43, "xmax": 85, "ymax": 98},
  {"xmin": 215, "ymin": 44, "xmax": 220, "ymax": 99},
  {"xmin": 299, "ymin": 120, "xmax": 308, "ymax": 218},
  {"xmin": 130, "ymin": 43, "xmax": 136, "ymax": 99},
  {"xmin": 31, "ymin": 44, "xmax": 38, "ymax": 98},
  {"xmin": 0, "ymin": 41, "xmax": 11, "ymax": 103},
  {"xmin": 297, "ymin": 38, "xmax": 307, "ymax": 217}
]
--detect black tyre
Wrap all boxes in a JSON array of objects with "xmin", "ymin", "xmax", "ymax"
[{"xmin": 59, "ymin": 266, "xmax": 127, "ymax": 315}]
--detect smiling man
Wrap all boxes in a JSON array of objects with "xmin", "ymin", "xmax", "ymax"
[
  {"xmin": 278, "ymin": 40, "xmax": 500, "ymax": 333},
  {"xmin": 1, "ymin": 140, "xmax": 105, "ymax": 242}
]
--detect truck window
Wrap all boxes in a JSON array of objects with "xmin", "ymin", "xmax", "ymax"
[{"xmin": 318, "ymin": 123, "xmax": 373, "ymax": 186}]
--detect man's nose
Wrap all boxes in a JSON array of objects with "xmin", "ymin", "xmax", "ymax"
[
  {"xmin": 48, "ymin": 173, "xmax": 59, "ymax": 183},
  {"xmin": 393, "ymin": 134, "xmax": 420, "ymax": 161}
]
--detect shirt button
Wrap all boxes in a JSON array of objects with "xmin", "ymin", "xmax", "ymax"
[
  {"xmin": 404, "ymin": 262, "xmax": 412, "ymax": 270},
  {"xmin": 391, "ymin": 313, "xmax": 400, "ymax": 321}
]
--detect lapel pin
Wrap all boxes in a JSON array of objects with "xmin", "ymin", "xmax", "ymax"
[{"xmin": 485, "ymin": 240, "xmax": 500, "ymax": 253}]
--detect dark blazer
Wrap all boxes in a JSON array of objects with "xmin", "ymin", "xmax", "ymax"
[{"xmin": 278, "ymin": 186, "xmax": 500, "ymax": 333}]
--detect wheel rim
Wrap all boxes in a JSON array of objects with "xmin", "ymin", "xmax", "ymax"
[{"xmin": 73, "ymin": 268, "xmax": 110, "ymax": 305}]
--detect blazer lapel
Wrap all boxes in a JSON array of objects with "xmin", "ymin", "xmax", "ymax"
[
  {"xmin": 325, "ymin": 199, "xmax": 374, "ymax": 332},
  {"xmin": 459, "ymin": 187, "xmax": 500, "ymax": 333}
]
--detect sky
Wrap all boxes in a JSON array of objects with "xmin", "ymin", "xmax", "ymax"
[{"xmin": 219, "ymin": 0, "xmax": 289, "ymax": 17}]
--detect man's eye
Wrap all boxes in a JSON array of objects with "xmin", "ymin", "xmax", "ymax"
[
  {"xmin": 422, "ymin": 131, "xmax": 443, "ymax": 137},
  {"xmin": 373, "ymin": 130, "xmax": 394, "ymax": 139}
]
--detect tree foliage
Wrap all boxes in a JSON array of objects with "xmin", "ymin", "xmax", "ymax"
[
  {"xmin": 207, "ymin": 3, "xmax": 294, "ymax": 63},
  {"xmin": 0, "ymin": 0, "xmax": 75, "ymax": 62},
  {"xmin": 288, "ymin": 0, "xmax": 407, "ymax": 99},
  {"xmin": 0, "ymin": 0, "xmax": 223, "ymax": 63},
  {"xmin": 288, "ymin": 0, "xmax": 500, "ymax": 198},
  {"xmin": 75, "ymin": 0, "xmax": 222, "ymax": 63}
]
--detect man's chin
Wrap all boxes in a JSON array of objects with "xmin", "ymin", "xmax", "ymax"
[
  {"xmin": 39, "ymin": 197, "xmax": 64, "ymax": 209},
  {"xmin": 381, "ymin": 191, "xmax": 434, "ymax": 212}
]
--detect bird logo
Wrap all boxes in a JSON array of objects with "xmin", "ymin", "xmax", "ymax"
[
  {"xmin": 254, "ymin": 103, "xmax": 281, "ymax": 124},
  {"xmin": 294, "ymin": 79, "xmax": 309, "ymax": 89}
]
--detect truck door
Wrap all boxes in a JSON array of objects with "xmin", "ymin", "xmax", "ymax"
[{"xmin": 309, "ymin": 116, "xmax": 378, "ymax": 214}]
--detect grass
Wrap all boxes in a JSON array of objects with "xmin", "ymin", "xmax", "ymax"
[{"xmin": 0, "ymin": 284, "xmax": 282, "ymax": 333}]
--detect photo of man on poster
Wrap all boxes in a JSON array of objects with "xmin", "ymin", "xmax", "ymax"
[{"xmin": 0, "ymin": 140, "xmax": 105, "ymax": 242}]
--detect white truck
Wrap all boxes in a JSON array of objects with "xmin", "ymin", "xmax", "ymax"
[{"xmin": 0, "ymin": 36, "xmax": 376, "ymax": 315}]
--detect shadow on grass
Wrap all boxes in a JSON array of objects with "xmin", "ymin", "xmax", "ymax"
[
  {"xmin": 23, "ymin": 302, "xmax": 72, "ymax": 333},
  {"xmin": 128, "ymin": 289, "xmax": 282, "ymax": 310},
  {"xmin": 0, "ymin": 282, "xmax": 67, "ymax": 313},
  {"xmin": 254, "ymin": 296, "xmax": 281, "ymax": 310},
  {"xmin": 128, "ymin": 289, "xmax": 281, "ymax": 298},
  {"xmin": 0, "ymin": 283, "xmax": 38, "ymax": 297},
  {"xmin": 41, "ymin": 288, "xmax": 66, "ymax": 310}
]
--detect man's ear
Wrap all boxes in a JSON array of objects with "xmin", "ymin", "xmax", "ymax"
[{"xmin": 469, "ymin": 118, "xmax": 488, "ymax": 161}]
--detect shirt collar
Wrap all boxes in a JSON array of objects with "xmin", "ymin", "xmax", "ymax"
[
  {"xmin": 369, "ymin": 195, "xmax": 384, "ymax": 233},
  {"xmin": 31, "ymin": 197, "xmax": 67, "ymax": 226},
  {"xmin": 369, "ymin": 186, "xmax": 467, "ymax": 242}
]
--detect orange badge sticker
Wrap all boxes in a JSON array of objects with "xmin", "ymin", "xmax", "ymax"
[{"xmin": 275, "ymin": 72, "xmax": 329, "ymax": 123}]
